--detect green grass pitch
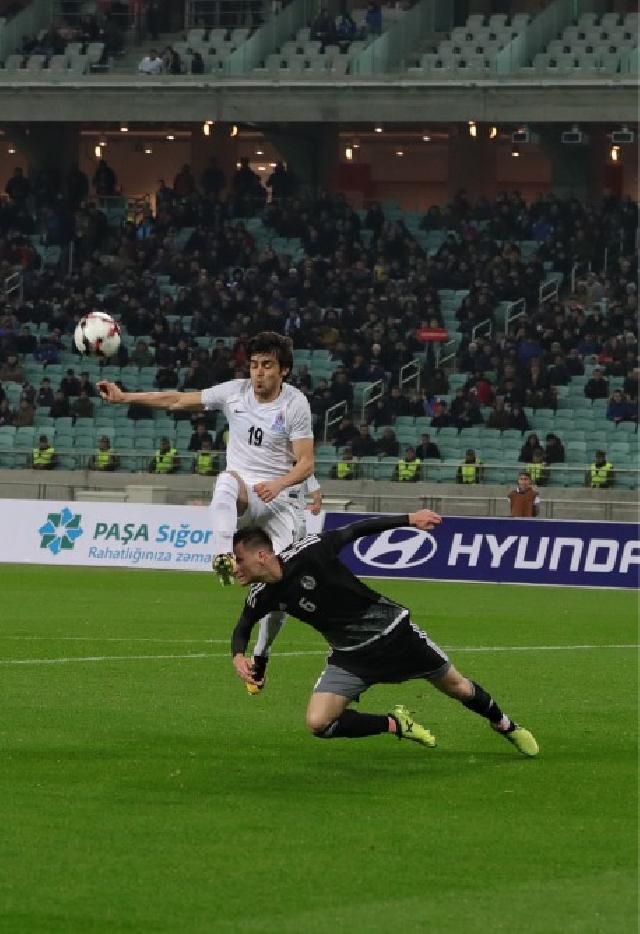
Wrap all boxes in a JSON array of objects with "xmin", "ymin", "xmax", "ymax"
[{"xmin": 0, "ymin": 565, "xmax": 637, "ymax": 934}]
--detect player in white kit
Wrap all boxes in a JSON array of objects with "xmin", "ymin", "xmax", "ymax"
[{"xmin": 97, "ymin": 332, "xmax": 315, "ymax": 692}]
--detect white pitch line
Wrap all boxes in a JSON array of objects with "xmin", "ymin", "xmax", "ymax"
[
  {"xmin": 0, "ymin": 644, "xmax": 637, "ymax": 667},
  {"xmin": 2, "ymin": 634, "xmax": 639, "ymax": 650},
  {"xmin": 0, "ymin": 650, "xmax": 324, "ymax": 666},
  {"xmin": 0, "ymin": 636, "xmax": 235, "ymax": 644}
]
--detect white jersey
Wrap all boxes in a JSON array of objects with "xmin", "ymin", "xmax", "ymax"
[
  {"xmin": 301, "ymin": 474, "xmax": 321, "ymax": 495},
  {"xmin": 201, "ymin": 379, "xmax": 313, "ymax": 485}
]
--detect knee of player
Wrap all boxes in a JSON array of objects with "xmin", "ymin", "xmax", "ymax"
[
  {"xmin": 306, "ymin": 711, "xmax": 334, "ymax": 736},
  {"xmin": 437, "ymin": 665, "xmax": 472, "ymax": 699}
]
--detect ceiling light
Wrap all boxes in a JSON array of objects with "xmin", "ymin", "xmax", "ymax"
[
  {"xmin": 99, "ymin": 140, "xmax": 107, "ymax": 147},
  {"xmin": 166, "ymin": 134, "xmax": 174, "ymax": 140},
  {"xmin": 395, "ymin": 150, "xmax": 404, "ymax": 157},
  {"xmin": 269, "ymin": 162, "xmax": 276, "ymax": 167},
  {"xmin": 352, "ymin": 142, "xmax": 360, "ymax": 149},
  {"xmin": 236, "ymin": 161, "xmax": 241, "ymax": 168},
  {"xmin": 422, "ymin": 134, "xmax": 430, "ymax": 142},
  {"xmin": 230, "ymin": 125, "xmax": 239, "ymax": 137},
  {"xmin": 203, "ymin": 123, "xmax": 211, "ymax": 136},
  {"xmin": 468, "ymin": 120, "xmax": 477, "ymax": 138},
  {"xmin": 144, "ymin": 147, "xmax": 152, "ymax": 155},
  {"xmin": 374, "ymin": 126, "xmax": 383, "ymax": 133},
  {"xmin": 7, "ymin": 147, "xmax": 16, "ymax": 154},
  {"xmin": 93, "ymin": 144, "xmax": 102, "ymax": 158},
  {"xmin": 256, "ymin": 149, "xmax": 264, "ymax": 155},
  {"xmin": 345, "ymin": 146, "xmax": 353, "ymax": 161},
  {"xmin": 120, "ymin": 125, "xmax": 128, "ymax": 133}
]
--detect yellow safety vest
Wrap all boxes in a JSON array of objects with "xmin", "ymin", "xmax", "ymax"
[
  {"xmin": 397, "ymin": 458, "xmax": 421, "ymax": 481},
  {"xmin": 155, "ymin": 447, "xmax": 177, "ymax": 473},
  {"xmin": 336, "ymin": 461, "xmax": 354, "ymax": 479},
  {"xmin": 33, "ymin": 446, "xmax": 55, "ymax": 467},
  {"xmin": 95, "ymin": 450, "xmax": 112, "ymax": 470},
  {"xmin": 195, "ymin": 452, "xmax": 216, "ymax": 475},
  {"xmin": 460, "ymin": 462, "xmax": 480, "ymax": 483},
  {"xmin": 589, "ymin": 462, "xmax": 613, "ymax": 488},
  {"xmin": 527, "ymin": 462, "xmax": 544, "ymax": 483}
]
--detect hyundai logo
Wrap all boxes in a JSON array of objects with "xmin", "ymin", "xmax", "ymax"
[{"xmin": 354, "ymin": 529, "xmax": 438, "ymax": 569}]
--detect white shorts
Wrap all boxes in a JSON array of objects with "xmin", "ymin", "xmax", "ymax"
[{"xmin": 237, "ymin": 488, "xmax": 306, "ymax": 554}]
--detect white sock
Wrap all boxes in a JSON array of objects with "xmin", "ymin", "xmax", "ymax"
[
  {"xmin": 253, "ymin": 612, "xmax": 286, "ymax": 657},
  {"xmin": 209, "ymin": 471, "xmax": 239, "ymax": 556}
]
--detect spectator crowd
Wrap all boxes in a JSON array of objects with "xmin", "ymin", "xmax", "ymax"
[{"xmin": 0, "ymin": 167, "xmax": 637, "ymax": 485}]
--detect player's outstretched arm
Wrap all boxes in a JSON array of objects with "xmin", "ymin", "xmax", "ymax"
[
  {"xmin": 96, "ymin": 381, "xmax": 204, "ymax": 411},
  {"xmin": 231, "ymin": 610, "xmax": 261, "ymax": 684}
]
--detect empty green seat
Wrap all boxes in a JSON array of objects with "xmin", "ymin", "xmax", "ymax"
[{"xmin": 14, "ymin": 429, "xmax": 35, "ymax": 450}]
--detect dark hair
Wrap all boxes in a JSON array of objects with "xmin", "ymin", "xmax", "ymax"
[
  {"xmin": 518, "ymin": 471, "xmax": 531, "ymax": 479},
  {"xmin": 247, "ymin": 331, "xmax": 293, "ymax": 376},
  {"xmin": 233, "ymin": 527, "xmax": 274, "ymax": 551}
]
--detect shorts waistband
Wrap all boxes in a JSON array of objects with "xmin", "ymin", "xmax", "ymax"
[{"xmin": 334, "ymin": 609, "xmax": 409, "ymax": 652}]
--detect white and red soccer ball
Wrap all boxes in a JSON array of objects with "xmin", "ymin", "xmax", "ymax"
[{"xmin": 74, "ymin": 312, "xmax": 122, "ymax": 357}]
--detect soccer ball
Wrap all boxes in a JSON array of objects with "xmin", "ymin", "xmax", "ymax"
[{"xmin": 74, "ymin": 312, "xmax": 122, "ymax": 357}]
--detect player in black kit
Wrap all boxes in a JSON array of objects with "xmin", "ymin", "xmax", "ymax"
[{"xmin": 230, "ymin": 509, "xmax": 539, "ymax": 756}]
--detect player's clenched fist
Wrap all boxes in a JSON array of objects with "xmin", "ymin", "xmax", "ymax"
[
  {"xmin": 97, "ymin": 381, "xmax": 126, "ymax": 404},
  {"xmin": 253, "ymin": 479, "xmax": 283, "ymax": 503},
  {"xmin": 233, "ymin": 654, "xmax": 257, "ymax": 684},
  {"xmin": 408, "ymin": 509, "xmax": 442, "ymax": 531}
]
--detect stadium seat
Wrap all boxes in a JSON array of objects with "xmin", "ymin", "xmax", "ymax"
[
  {"xmin": 14, "ymin": 429, "xmax": 35, "ymax": 450},
  {"xmin": 0, "ymin": 428, "xmax": 16, "ymax": 448},
  {"xmin": 375, "ymin": 459, "xmax": 398, "ymax": 481},
  {"xmin": 566, "ymin": 442, "xmax": 587, "ymax": 463}
]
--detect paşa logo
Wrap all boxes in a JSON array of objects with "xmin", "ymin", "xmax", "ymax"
[
  {"xmin": 354, "ymin": 529, "xmax": 438, "ymax": 569},
  {"xmin": 38, "ymin": 507, "xmax": 84, "ymax": 555}
]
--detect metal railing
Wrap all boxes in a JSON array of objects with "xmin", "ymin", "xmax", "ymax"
[
  {"xmin": 3, "ymin": 268, "xmax": 23, "ymax": 301},
  {"xmin": 399, "ymin": 359, "xmax": 421, "ymax": 395},
  {"xmin": 311, "ymin": 457, "xmax": 639, "ymax": 490},
  {"xmin": 435, "ymin": 339, "xmax": 457, "ymax": 370},
  {"xmin": 0, "ymin": 448, "xmax": 228, "ymax": 473},
  {"xmin": 504, "ymin": 298, "xmax": 526, "ymax": 336},
  {"xmin": 323, "ymin": 399, "xmax": 347, "ymax": 442},
  {"xmin": 360, "ymin": 380, "xmax": 384, "ymax": 424},
  {"xmin": 471, "ymin": 318, "xmax": 492, "ymax": 342},
  {"xmin": 4, "ymin": 452, "xmax": 636, "ymax": 495},
  {"xmin": 539, "ymin": 278, "xmax": 558, "ymax": 306}
]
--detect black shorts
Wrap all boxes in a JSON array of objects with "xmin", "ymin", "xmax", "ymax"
[{"xmin": 313, "ymin": 616, "xmax": 450, "ymax": 701}]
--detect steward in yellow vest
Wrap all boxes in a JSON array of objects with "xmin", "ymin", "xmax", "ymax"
[
  {"xmin": 149, "ymin": 437, "xmax": 178, "ymax": 474},
  {"xmin": 89, "ymin": 435, "xmax": 119, "ymax": 471},
  {"xmin": 394, "ymin": 447, "xmax": 421, "ymax": 482},
  {"xmin": 527, "ymin": 449, "xmax": 549, "ymax": 487},
  {"xmin": 586, "ymin": 451, "xmax": 614, "ymax": 488},
  {"xmin": 32, "ymin": 435, "xmax": 56, "ymax": 470},
  {"xmin": 331, "ymin": 449, "xmax": 357, "ymax": 480},
  {"xmin": 457, "ymin": 449, "xmax": 482, "ymax": 484},
  {"xmin": 193, "ymin": 440, "xmax": 217, "ymax": 476}
]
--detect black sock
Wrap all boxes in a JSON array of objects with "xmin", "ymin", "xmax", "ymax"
[
  {"xmin": 252, "ymin": 655, "xmax": 268, "ymax": 681},
  {"xmin": 461, "ymin": 680, "xmax": 513, "ymax": 729},
  {"xmin": 317, "ymin": 710, "xmax": 391, "ymax": 739}
]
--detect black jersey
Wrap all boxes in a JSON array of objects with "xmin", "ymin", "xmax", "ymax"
[{"xmin": 231, "ymin": 515, "xmax": 412, "ymax": 654}]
